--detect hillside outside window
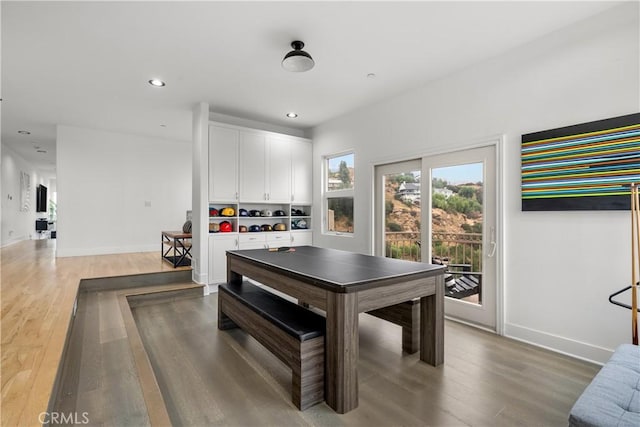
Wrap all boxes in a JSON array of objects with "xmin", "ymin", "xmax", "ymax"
[{"xmin": 324, "ymin": 152, "xmax": 354, "ymax": 234}]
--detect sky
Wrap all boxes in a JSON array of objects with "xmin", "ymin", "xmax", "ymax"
[
  {"xmin": 328, "ymin": 153, "xmax": 483, "ymax": 184},
  {"xmin": 328, "ymin": 153, "xmax": 354, "ymax": 172},
  {"xmin": 432, "ymin": 162, "xmax": 483, "ymax": 184}
]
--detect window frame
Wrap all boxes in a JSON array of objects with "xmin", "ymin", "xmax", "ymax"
[{"xmin": 322, "ymin": 151, "xmax": 355, "ymax": 236}]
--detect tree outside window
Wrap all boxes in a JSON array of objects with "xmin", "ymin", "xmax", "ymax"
[{"xmin": 324, "ymin": 153, "xmax": 354, "ymax": 234}]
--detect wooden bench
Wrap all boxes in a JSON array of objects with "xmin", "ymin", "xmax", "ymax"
[
  {"xmin": 367, "ymin": 300, "xmax": 420, "ymax": 354},
  {"xmin": 218, "ymin": 281, "xmax": 326, "ymax": 410},
  {"xmin": 367, "ymin": 267, "xmax": 482, "ymax": 354}
]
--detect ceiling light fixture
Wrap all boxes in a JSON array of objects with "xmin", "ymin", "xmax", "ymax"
[
  {"xmin": 18, "ymin": 130, "xmax": 31, "ymax": 135},
  {"xmin": 286, "ymin": 112, "xmax": 298, "ymax": 118},
  {"xmin": 148, "ymin": 79, "xmax": 166, "ymax": 87},
  {"xmin": 282, "ymin": 41, "xmax": 314, "ymax": 72}
]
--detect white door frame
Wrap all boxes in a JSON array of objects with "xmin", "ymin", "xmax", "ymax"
[{"xmin": 371, "ymin": 136, "xmax": 504, "ymax": 335}]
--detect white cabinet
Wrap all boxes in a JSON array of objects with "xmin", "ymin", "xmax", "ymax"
[
  {"xmin": 239, "ymin": 233, "xmax": 266, "ymax": 250},
  {"xmin": 238, "ymin": 232, "xmax": 291, "ymax": 249},
  {"xmin": 291, "ymin": 141, "xmax": 312, "ymax": 204},
  {"xmin": 239, "ymin": 133, "xmax": 291, "ymax": 203},
  {"xmin": 267, "ymin": 136, "xmax": 292, "ymax": 203},
  {"xmin": 239, "ymin": 132, "xmax": 267, "ymax": 202},
  {"xmin": 209, "ymin": 125, "xmax": 239, "ymax": 202},
  {"xmin": 207, "ymin": 122, "xmax": 311, "ymax": 285},
  {"xmin": 209, "ymin": 234, "xmax": 238, "ymax": 284},
  {"xmin": 266, "ymin": 232, "xmax": 291, "ymax": 248},
  {"xmin": 291, "ymin": 231, "xmax": 313, "ymax": 247}
]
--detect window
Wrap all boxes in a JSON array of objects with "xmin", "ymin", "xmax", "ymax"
[{"xmin": 324, "ymin": 152, "xmax": 354, "ymax": 234}]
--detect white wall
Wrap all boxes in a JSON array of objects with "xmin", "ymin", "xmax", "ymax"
[
  {"xmin": 56, "ymin": 126, "xmax": 191, "ymax": 257},
  {"xmin": 1, "ymin": 144, "xmax": 52, "ymax": 246},
  {"xmin": 311, "ymin": 4, "xmax": 639, "ymax": 363}
]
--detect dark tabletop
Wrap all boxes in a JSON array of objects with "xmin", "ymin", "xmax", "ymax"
[{"xmin": 227, "ymin": 246, "xmax": 445, "ymax": 292}]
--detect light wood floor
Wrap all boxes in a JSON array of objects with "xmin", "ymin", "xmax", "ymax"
[
  {"xmin": 1, "ymin": 239, "xmax": 191, "ymax": 426},
  {"xmin": 2, "ymin": 239, "xmax": 601, "ymax": 426}
]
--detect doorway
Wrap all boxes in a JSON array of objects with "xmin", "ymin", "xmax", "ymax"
[{"xmin": 375, "ymin": 144, "xmax": 499, "ymax": 330}]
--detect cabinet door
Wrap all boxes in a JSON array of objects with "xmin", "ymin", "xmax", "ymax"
[
  {"xmin": 291, "ymin": 231, "xmax": 313, "ymax": 247},
  {"xmin": 209, "ymin": 234, "xmax": 238, "ymax": 284},
  {"xmin": 239, "ymin": 132, "xmax": 267, "ymax": 202},
  {"xmin": 291, "ymin": 141, "xmax": 312, "ymax": 204},
  {"xmin": 266, "ymin": 137, "xmax": 291, "ymax": 203},
  {"xmin": 209, "ymin": 126, "xmax": 239, "ymax": 201}
]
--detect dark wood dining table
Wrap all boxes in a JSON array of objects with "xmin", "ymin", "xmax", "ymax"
[{"xmin": 226, "ymin": 245, "xmax": 446, "ymax": 414}]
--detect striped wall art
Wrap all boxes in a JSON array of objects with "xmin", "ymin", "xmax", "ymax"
[{"xmin": 522, "ymin": 113, "xmax": 640, "ymax": 211}]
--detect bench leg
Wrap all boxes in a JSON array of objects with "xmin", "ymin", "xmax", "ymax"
[
  {"xmin": 402, "ymin": 302, "xmax": 420, "ymax": 354},
  {"xmin": 366, "ymin": 301, "xmax": 420, "ymax": 354},
  {"xmin": 292, "ymin": 337, "xmax": 324, "ymax": 410},
  {"xmin": 217, "ymin": 294, "xmax": 238, "ymax": 330}
]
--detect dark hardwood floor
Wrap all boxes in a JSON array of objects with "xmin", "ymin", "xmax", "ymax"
[{"xmin": 130, "ymin": 295, "xmax": 599, "ymax": 426}]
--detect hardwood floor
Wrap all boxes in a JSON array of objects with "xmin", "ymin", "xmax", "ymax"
[
  {"xmin": 132, "ymin": 295, "xmax": 600, "ymax": 426},
  {"xmin": 1, "ymin": 239, "xmax": 191, "ymax": 426},
  {"xmin": 2, "ymin": 239, "xmax": 601, "ymax": 426}
]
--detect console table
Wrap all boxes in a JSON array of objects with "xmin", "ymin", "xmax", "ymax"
[{"xmin": 161, "ymin": 231, "xmax": 192, "ymax": 267}]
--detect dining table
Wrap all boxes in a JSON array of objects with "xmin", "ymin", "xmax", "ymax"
[{"xmin": 226, "ymin": 245, "xmax": 446, "ymax": 414}]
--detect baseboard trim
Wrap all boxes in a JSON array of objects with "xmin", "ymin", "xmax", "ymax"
[
  {"xmin": 504, "ymin": 322, "xmax": 612, "ymax": 365},
  {"xmin": 192, "ymin": 270, "xmax": 208, "ymax": 286},
  {"xmin": 56, "ymin": 244, "xmax": 157, "ymax": 257},
  {"xmin": 1, "ymin": 236, "xmax": 28, "ymax": 248}
]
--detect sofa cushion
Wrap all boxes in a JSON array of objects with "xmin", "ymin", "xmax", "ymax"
[{"xmin": 569, "ymin": 344, "xmax": 640, "ymax": 427}]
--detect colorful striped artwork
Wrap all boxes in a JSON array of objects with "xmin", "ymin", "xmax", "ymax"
[{"xmin": 522, "ymin": 113, "xmax": 640, "ymax": 211}]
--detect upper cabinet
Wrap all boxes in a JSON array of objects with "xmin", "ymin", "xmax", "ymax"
[
  {"xmin": 291, "ymin": 141, "xmax": 312, "ymax": 204},
  {"xmin": 209, "ymin": 125, "xmax": 239, "ymax": 202},
  {"xmin": 239, "ymin": 132, "xmax": 291, "ymax": 203},
  {"xmin": 239, "ymin": 132, "xmax": 267, "ymax": 202},
  {"xmin": 209, "ymin": 121, "xmax": 309, "ymax": 205},
  {"xmin": 266, "ymin": 136, "xmax": 292, "ymax": 203}
]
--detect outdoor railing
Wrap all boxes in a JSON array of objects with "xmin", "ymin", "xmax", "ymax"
[
  {"xmin": 385, "ymin": 231, "xmax": 483, "ymax": 271},
  {"xmin": 384, "ymin": 231, "xmax": 421, "ymax": 261}
]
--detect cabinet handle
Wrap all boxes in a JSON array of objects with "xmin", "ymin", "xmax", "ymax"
[{"xmin": 235, "ymin": 192, "xmax": 238, "ymax": 200}]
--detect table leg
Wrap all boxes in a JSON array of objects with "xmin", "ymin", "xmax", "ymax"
[
  {"xmin": 420, "ymin": 274, "xmax": 444, "ymax": 366},
  {"xmin": 227, "ymin": 261, "xmax": 243, "ymax": 285},
  {"xmin": 325, "ymin": 292, "xmax": 359, "ymax": 414}
]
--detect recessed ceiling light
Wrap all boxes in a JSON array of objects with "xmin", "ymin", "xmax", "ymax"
[
  {"xmin": 148, "ymin": 79, "xmax": 166, "ymax": 87},
  {"xmin": 160, "ymin": 124, "xmax": 167, "ymax": 128},
  {"xmin": 18, "ymin": 130, "xmax": 31, "ymax": 135},
  {"xmin": 286, "ymin": 112, "xmax": 298, "ymax": 119},
  {"xmin": 37, "ymin": 150, "xmax": 47, "ymax": 153},
  {"xmin": 367, "ymin": 73, "xmax": 376, "ymax": 79}
]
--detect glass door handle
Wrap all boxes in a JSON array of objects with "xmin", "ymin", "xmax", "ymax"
[{"xmin": 487, "ymin": 226, "xmax": 497, "ymax": 258}]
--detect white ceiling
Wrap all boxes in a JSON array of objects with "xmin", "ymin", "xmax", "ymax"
[{"xmin": 1, "ymin": 1, "xmax": 622, "ymax": 174}]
